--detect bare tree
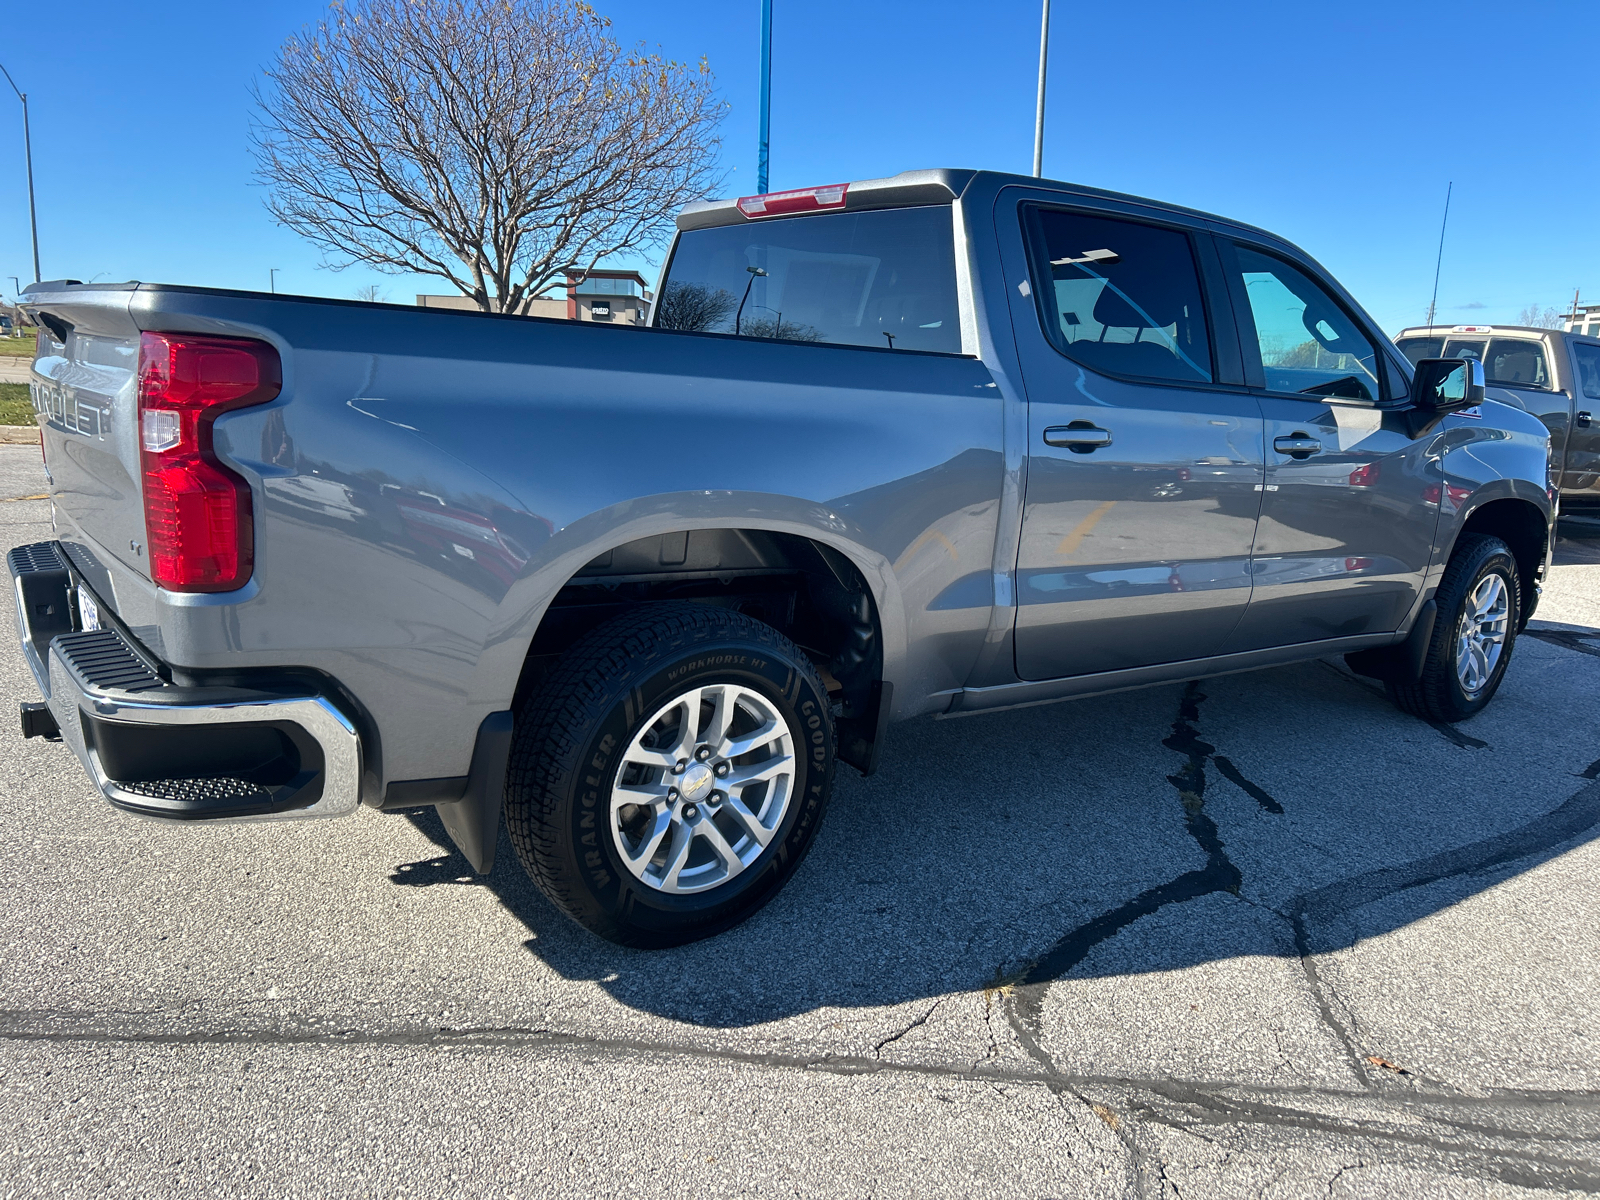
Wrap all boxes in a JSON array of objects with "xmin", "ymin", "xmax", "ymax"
[
  {"xmin": 1517, "ymin": 303, "xmax": 1564, "ymax": 329},
  {"xmin": 253, "ymin": 0, "xmax": 724, "ymax": 313},
  {"xmin": 352, "ymin": 283, "xmax": 386, "ymax": 303},
  {"xmin": 653, "ymin": 281, "xmax": 736, "ymax": 331}
]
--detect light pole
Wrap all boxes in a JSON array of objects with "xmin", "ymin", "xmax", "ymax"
[
  {"xmin": 1032, "ymin": 0, "xmax": 1051, "ymax": 178},
  {"xmin": 735, "ymin": 266, "xmax": 767, "ymax": 334},
  {"xmin": 270, "ymin": 268, "xmax": 280, "ymax": 294},
  {"xmin": 757, "ymin": 0, "xmax": 772, "ymax": 193},
  {"xmin": 0, "ymin": 62, "xmax": 41, "ymax": 283}
]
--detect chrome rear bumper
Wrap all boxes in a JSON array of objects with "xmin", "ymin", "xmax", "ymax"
[{"xmin": 10, "ymin": 541, "xmax": 362, "ymax": 821}]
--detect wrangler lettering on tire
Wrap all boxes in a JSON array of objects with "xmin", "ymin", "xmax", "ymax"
[{"xmin": 504, "ymin": 602, "xmax": 836, "ymax": 948}]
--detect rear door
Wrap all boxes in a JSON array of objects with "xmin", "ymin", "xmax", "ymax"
[
  {"xmin": 1217, "ymin": 240, "xmax": 1437, "ymax": 649},
  {"xmin": 1004, "ymin": 200, "xmax": 1264, "ymax": 680}
]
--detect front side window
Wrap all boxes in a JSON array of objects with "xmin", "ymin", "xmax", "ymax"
[
  {"xmin": 1234, "ymin": 246, "xmax": 1380, "ymax": 401},
  {"xmin": 1483, "ymin": 338, "xmax": 1550, "ymax": 388},
  {"xmin": 1028, "ymin": 208, "xmax": 1213, "ymax": 383},
  {"xmin": 1574, "ymin": 343, "xmax": 1600, "ymax": 400},
  {"xmin": 655, "ymin": 206, "xmax": 960, "ymax": 353}
]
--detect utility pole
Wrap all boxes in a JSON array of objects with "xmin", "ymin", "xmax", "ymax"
[
  {"xmin": 1032, "ymin": 0, "xmax": 1051, "ymax": 177},
  {"xmin": 757, "ymin": 0, "xmax": 772, "ymax": 194},
  {"xmin": 1424, "ymin": 181, "xmax": 1452, "ymax": 329},
  {"xmin": 0, "ymin": 62, "xmax": 41, "ymax": 284}
]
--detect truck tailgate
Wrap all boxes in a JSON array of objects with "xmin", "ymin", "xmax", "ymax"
[{"xmin": 29, "ymin": 287, "xmax": 149, "ymax": 610}]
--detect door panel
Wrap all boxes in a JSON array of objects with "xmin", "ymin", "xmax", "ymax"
[
  {"xmin": 1017, "ymin": 390, "xmax": 1264, "ymax": 677},
  {"xmin": 1006, "ymin": 203, "xmax": 1263, "ymax": 681},
  {"xmin": 1228, "ymin": 398, "xmax": 1438, "ymax": 650},
  {"xmin": 1220, "ymin": 239, "xmax": 1433, "ymax": 649}
]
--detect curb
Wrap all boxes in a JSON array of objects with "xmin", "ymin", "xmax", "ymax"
[{"xmin": 0, "ymin": 425, "xmax": 41, "ymax": 445}]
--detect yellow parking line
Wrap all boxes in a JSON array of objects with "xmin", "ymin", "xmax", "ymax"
[
  {"xmin": 894, "ymin": 527, "xmax": 958, "ymax": 571},
  {"xmin": 1055, "ymin": 500, "xmax": 1117, "ymax": 558}
]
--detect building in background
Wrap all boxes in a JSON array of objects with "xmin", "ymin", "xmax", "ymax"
[
  {"xmin": 1563, "ymin": 301, "xmax": 1600, "ymax": 338},
  {"xmin": 416, "ymin": 269, "xmax": 653, "ymax": 325}
]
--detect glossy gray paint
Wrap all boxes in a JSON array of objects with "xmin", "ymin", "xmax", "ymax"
[{"xmin": 19, "ymin": 170, "xmax": 1553, "ymax": 802}]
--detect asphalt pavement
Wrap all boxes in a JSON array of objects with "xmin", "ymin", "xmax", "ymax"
[{"xmin": 2, "ymin": 442, "xmax": 1599, "ymax": 1198}]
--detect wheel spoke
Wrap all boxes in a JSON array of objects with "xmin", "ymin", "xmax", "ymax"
[
  {"xmin": 700, "ymin": 685, "xmax": 733, "ymax": 757},
  {"xmin": 658, "ymin": 820, "xmax": 695, "ymax": 889},
  {"xmin": 626, "ymin": 746, "xmax": 679, "ymax": 771},
  {"xmin": 612, "ymin": 781, "xmax": 671, "ymax": 812},
  {"xmin": 720, "ymin": 794, "xmax": 777, "ymax": 849},
  {"xmin": 722, "ymin": 717, "xmax": 784, "ymax": 760},
  {"xmin": 622, "ymin": 806, "xmax": 673, "ymax": 868},
  {"xmin": 672, "ymin": 688, "xmax": 704, "ymax": 756},
  {"xmin": 697, "ymin": 817, "xmax": 748, "ymax": 877},
  {"xmin": 724, "ymin": 754, "xmax": 793, "ymax": 791}
]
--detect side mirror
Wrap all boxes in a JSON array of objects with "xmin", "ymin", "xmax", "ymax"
[{"xmin": 1410, "ymin": 357, "xmax": 1485, "ymax": 412}]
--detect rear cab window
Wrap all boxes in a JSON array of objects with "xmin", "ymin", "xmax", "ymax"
[
  {"xmin": 655, "ymin": 206, "xmax": 961, "ymax": 353},
  {"xmin": 1396, "ymin": 334, "xmax": 1552, "ymax": 390}
]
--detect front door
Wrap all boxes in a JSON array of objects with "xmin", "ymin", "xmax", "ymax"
[
  {"xmin": 1219, "ymin": 242, "xmax": 1437, "ymax": 650},
  {"xmin": 1009, "ymin": 205, "xmax": 1264, "ymax": 681}
]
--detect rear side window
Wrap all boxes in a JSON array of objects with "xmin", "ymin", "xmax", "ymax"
[
  {"xmin": 1027, "ymin": 208, "xmax": 1213, "ymax": 383},
  {"xmin": 656, "ymin": 206, "xmax": 960, "ymax": 353},
  {"xmin": 1574, "ymin": 343, "xmax": 1600, "ymax": 400},
  {"xmin": 1233, "ymin": 246, "xmax": 1380, "ymax": 402},
  {"xmin": 1397, "ymin": 336, "xmax": 1443, "ymax": 365},
  {"xmin": 1483, "ymin": 338, "xmax": 1550, "ymax": 388}
]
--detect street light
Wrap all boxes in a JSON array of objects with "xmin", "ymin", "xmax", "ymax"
[
  {"xmin": 0, "ymin": 62, "xmax": 41, "ymax": 283},
  {"xmin": 270, "ymin": 268, "xmax": 280, "ymax": 294},
  {"xmin": 1032, "ymin": 0, "xmax": 1051, "ymax": 178},
  {"xmin": 735, "ymin": 266, "xmax": 767, "ymax": 334}
]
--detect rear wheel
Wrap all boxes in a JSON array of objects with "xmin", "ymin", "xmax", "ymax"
[
  {"xmin": 505, "ymin": 602, "xmax": 835, "ymax": 947},
  {"xmin": 1385, "ymin": 533, "xmax": 1520, "ymax": 723}
]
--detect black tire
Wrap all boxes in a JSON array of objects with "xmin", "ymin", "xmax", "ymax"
[
  {"xmin": 505, "ymin": 602, "xmax": 835, "ymax": 948},
  {"xmin": 1385, "ymin": 533, "xmax": 1521, "ymax": 723}
]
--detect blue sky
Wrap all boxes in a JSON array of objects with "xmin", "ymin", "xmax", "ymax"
[{"xmin": 1, "ymin": 0, "xmax": 1593, "ymax": 335}]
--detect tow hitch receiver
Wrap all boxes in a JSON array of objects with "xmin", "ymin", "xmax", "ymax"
[{"xmin": 20, "ymin": 702, "xmax": 60, "ymax": 741}]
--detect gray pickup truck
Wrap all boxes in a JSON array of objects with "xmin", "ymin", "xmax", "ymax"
[
  {"xmin": 12, "ymin": 169, "xmax": 1553, "ymax": 946},
  {"xmin": 1394, "ymin": 323, "xmax": 1600, "ymax": 517}
]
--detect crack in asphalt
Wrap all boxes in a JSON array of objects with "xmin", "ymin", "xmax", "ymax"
[
  {"xmin": 1007, "ymin": 682, "xmax": 1252, "ymax": 1030},
  {"xmin": 988, "ymin": 680, "xmax": 1600, "ymax": 1194},
  {"xmin": 872, "ymin": 999, "xmax": 941, "ymax": 1058},
  {"xmin": 1523, "ymin": 628, "xmax": 1600, "ymax": 661}
]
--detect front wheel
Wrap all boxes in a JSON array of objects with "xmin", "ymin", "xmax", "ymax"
[
  {"xmin": 505, "ymin": 603, "xmax": 835, "ymax": 947},
  {"xmin": 1385, "ymin": 533, "xmax": 1521, "ymax": 723}
]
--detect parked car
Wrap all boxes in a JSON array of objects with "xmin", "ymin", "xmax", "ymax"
[
  {"xmin": 12, "ymin": 169, "xmax": 1553, "ymax": 946},
  {"xmin": 1394, "ymin": 323, "xmax": 1600, "ymax": 516}
]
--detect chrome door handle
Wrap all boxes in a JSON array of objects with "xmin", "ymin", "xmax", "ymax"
[
  {"xmin": 1273, "ymin": 433, "xmax": 1321, "ymax": 459},
  {"xmin": 1578, "ymin": 411, "xmax": 1593, "ymax": 428},
  {"xmin": 1044, "ymin": 424, "xmax": 1112, "ymax": 453}
]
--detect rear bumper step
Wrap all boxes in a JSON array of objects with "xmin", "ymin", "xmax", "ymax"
[{"xmin": 8, "ymin": 541, "xmax": 362, "ymax": 821}]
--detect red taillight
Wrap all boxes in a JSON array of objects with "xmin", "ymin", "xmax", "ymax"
[
  {"xmin": 736, "ymin": 183, "xmax": 849, "ymax": 219},
  {"xmin": 136, "ymin": 332, "xmax": 280, "ymax": 592}
]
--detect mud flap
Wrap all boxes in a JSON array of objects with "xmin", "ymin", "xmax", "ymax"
[
  {"xmin": 1345, "ymin": 600, "xmax": 1437, "ymax": 684},
  {"xmin": 435, "ymin": 711, "xmax": 514, "ymax": 874}
]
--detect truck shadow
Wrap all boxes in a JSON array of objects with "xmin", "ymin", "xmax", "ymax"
[{"xmin": 391, "ymin": 639, "xmax": 1600, "ymax": 1030}]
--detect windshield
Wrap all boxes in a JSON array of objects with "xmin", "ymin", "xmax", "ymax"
[{"xmin": 656, "ymin": 206, "xmax": 961, "ymax": 353}]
